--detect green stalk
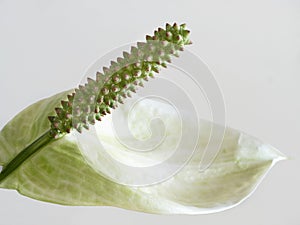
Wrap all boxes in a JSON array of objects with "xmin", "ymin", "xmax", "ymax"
[{"xmin": 0, "ymin": 131, "xmax": 55, "ymax": 183}]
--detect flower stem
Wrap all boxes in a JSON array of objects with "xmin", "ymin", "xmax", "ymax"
[{"xmin": 0, "ymin": 130, "xmax": 54, "ymax": 183}]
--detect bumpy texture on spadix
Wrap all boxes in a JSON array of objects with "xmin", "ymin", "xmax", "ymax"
[
  {"xmin": 0, "ymin": 23, "xmax": 191, "ymax": 185},
  {"xmin": 48, "ymin": 23, "xmax": 191, "ymax": 138}
]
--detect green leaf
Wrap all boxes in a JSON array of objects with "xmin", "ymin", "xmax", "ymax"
[{"xmin": 0, "ymin": 92, "xmax": 286, "ymax": 214}]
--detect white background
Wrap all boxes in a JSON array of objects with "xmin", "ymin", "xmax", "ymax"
[{"xmin": 0, "ymin": 0, "xmax": 299, "ymax": 224}]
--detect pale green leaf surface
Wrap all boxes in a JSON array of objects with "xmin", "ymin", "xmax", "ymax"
[{"xmin": 0, "ymin": 92, "xmax": 285, "ymax": 214}]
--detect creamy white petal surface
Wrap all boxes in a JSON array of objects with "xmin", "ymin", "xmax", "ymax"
[{"xmin": 0, "ymin": 92, "xmax": 286, "ymax": 214}]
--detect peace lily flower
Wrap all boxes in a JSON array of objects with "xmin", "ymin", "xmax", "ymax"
[{"xmin": 0, "ymin": 23, "xmax": 286, "ymax": 214}]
